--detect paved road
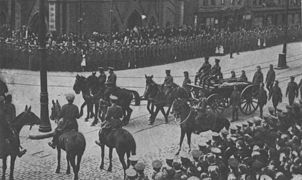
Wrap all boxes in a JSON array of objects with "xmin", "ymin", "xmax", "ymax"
[{"xmin": 0, "ymin": 42, "xmax": 302, "ymax": 179}]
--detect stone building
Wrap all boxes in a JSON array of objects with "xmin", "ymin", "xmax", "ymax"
[{"xmin": 0, "ymin": 0, "xmax": 186, "ymax": 34}]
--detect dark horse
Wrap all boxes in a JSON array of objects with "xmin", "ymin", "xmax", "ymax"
[
  {"xmin": 48, "ymin": 100, "xmax": 86, "ymax": 180},
  {"xmin": 144, "ymin": 75, "xmax": 189, "ymax": 125},
  {"xmin": 172, "ymin": 98, "xmax": 230, "ymax": 155},
  {"xmin": 73, "ymin": 75, "xmax": 96, "ymax": 123},
  {"xmin": 74, "ymin": 75, "xmax": 141, "ymax": 126},
  {"xmin": 0, "ymin": 106, "xmax": 40, "ymax": 180},
  {"xmin": 96, "ymin": 128, "xmax": 136, "ymax": 174}
]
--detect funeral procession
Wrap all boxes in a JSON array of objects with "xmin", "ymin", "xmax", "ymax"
[{"xmin": 1, "ymin": 0, "xmax": 302, "ymax": 180}]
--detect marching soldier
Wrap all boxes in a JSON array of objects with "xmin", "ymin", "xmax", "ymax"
[
  {"xmin": 269, "ymin": 80, "xmax": 283, "ymax": 115},
  {"xmin": 286, "ymin": 76, "xmax": 298, "ymax": 105},
  {"xmin": 48, "ymin": 93, "xmax": 81, "ymax": 149},
  {"xmin": 230, "ymin": 86, "xmax": 240, "ymax": 121},
  {"xmin": 258, "ymin": 83, "xmax": 268, "ymax": 118},
  {"xmin": 182, "ymin": 71, "xmax": 191, "ymax": 95},
  {"xmin": 195, "ymin": 57, "xmax": 211, "ymax": 85},
  {"xmin": 252, "ymin": 66, "xmax": 264, "ymax": 85},
  {"xmin": 265, "ymin": 64, "xmax": 275, "ymax": 92}
]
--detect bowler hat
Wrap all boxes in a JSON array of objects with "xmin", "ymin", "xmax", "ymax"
[{"xmin": 65, "ymin": 93, "xmax": 75, "ymax": 101}]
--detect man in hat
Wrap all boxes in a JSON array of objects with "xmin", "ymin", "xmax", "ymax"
[
  {"xmin": 209, "ymin": 59, "xmax": 223, "ymax": 80},
  {"xmin": 195, "ymin": 56, "xmax": 211, "ymax": 85},
  {"xmin": 49, "ymin": 93, "xmax": 81, "ymax": 149},
  {"xmin": 104, "ymin": 67, "xmax": 117, "ymax": 101},
  {"xmin": 286, "ymin": 76, "xmax": 298, "ymax": 105},
  {"xmin": 98, "ymin": 95, "xmax": 123, "ymax": 128},
  {"xmin": 151, "ymin": 160, "xmax": 163, "ymax": 179},
  {"xmin": 0, "ymin": 96, "xmax": 26, "ymax": 157},
  {"xmin": 182, "ymin": 71, "xmax": 191, "ymax": 96},
  {"xmin": 258, "ymin": 82, "xmax": 268, "ymax": 118},
  {"xmin": 265, "ymin": 64, "xmax": 275, "ymax": 92},
  {"xmin": 163, "ymin": 69, "xmax": 174, "ymax": 88},
  {"xmin": 239, "ymin": 70, "xmax": 248, "ymax": 82},
  {"xmin": 97, "ymin": 67, "xmax": 107, "ymax": 89},
  {"xmin": 252, "ymin": 66, "xmax": 264, "ymax": 85},
  {"xmin": 230, "ymin": 85, "xmax": 241, "ymax": 121},
  {"xmin": 134, "ymin": 162, "xmax": 149, "ymax": 180},
  {"xmin": 269, "ymin": 80, "xmax": 283, "ymax": 115}
]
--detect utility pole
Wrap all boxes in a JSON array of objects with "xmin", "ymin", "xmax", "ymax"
[
  {"xmin": 277, "ymin": 0, "xmax": 289, "ymax": 69},
  {"xmin": 38, "ymin": 0, "xmax": 51, "ymax": 132}
]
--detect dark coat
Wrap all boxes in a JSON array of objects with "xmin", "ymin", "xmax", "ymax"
[
  {"xmin": 252, "ymin": 71, "xmax": 263, "ymax": 85},
  {"xmin": 107, "ymin": 72, "xmax": 117, "ymax": 87},
  {"xmin": 57, "ymin": 103, "xmax": 80, "ymax": 132},
  {"xmin": 265, "ymin": 69, "xmax": 275, "ymax": 85},
  {"xmin": 286, "ymin": 81, "xmax": 298, "ymax": 98},
  {"xmin": 258, "ymin": 88, "xmax": 268, "ymax": 106},
  {"xmin": 269, "ymin": 85, "xmax": 282, "ymax": 106},
  {"xmin": 230, "ymin": 90, "xmax": 241, "ymax": 106}
]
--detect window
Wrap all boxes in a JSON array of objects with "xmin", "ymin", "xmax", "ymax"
[{"xmin": 211, "ymin": 0, "xmax": 216, "ymax": 5}]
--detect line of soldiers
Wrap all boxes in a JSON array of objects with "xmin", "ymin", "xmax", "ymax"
[{"xmin": 125, "ymin": 114, "xmax": 302, "ymax": 180}]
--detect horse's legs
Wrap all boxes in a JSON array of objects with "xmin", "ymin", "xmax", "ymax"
[
  {"xmin": 186, "ymin": 131, "xmax": 192, "ymax": 152},
  {"xmin": 176, "ymin": 129, "xmax": 185, "ymax": 155},
  {"xmin": 69, "ymin": 154, "xmax": 78, "ymax": 180},
  {"xmin": 117, "ymin": 151, "xmax": 127, "ymax": 171},
  {"xmin": 66, "ymin": 153, "xmax": 71, "ymax": 174},
  {"xmin": 160, "ymin": 107, "xmax": 168, "ymax": 123},
  {"xmin": 108, "ymin": 148, "xmax": 113, "ymax": 172},
  {"xmin": 2, "ymin": 156, "xmax": 7, "ymax": 180},
  {"xmin": 76, "ymin": 154, "xmax": 83, "ymax": 175},
  {"xmin": 149, "ymin": 106, "xmax": 160, "ymax": 125},
  {"xmin": 55, "ymin": 148, "xmax": 61, "ymax": 173},
  {"xmin": 123, "ymin": 107, "xmax": 133, "ymax": 125},
  {"xmin": 9, "ymin": 156, "xmax": 16, "ymax": 180},
  {"xmin": 99, "ymin": 145, "xmax": 105, "ymax": 170},
  {"xmin": 85, "ymin": 103, "xmax": 90, "ymax": 121},
  {"xmin": 94, "ymin": 102, "xmax": 99, "ymax": 123},
  {"xmin": 126, "ymin": 151, "xmax": 131, "ymax": 169}
]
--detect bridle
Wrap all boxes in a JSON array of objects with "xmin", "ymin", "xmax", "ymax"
[{"xmin": 173, "ymin": 99, "xmax": 193, "ymax": 125}]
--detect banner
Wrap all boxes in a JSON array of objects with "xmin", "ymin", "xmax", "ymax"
[{"xmin": 49, "ymin": 2, "xmax": 56, "ymax": 31}]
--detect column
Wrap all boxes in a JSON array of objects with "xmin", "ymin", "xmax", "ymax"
[{"xmin": 179, "ymin": 0, "xmax": 184, "ymax": 26}]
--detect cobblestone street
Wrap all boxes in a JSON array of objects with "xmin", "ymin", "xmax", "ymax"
[{"xmin": 0, "ymin": 42, "xmax": 302, "ymax": 179}]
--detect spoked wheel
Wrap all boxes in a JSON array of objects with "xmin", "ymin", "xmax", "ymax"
[
  {"xmin": 207, "ymin": 94, "xmax": 225, "ymax": 114},
  {"xmin": 240, "ymin": 84, "xmax": 259, "ymax": 115}
]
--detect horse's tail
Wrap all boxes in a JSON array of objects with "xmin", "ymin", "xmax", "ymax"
[{"xmin": 129, "ymin": 90, "xmax": 140, "ymax": 106}]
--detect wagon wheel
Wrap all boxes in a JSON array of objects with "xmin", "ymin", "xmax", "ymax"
[
  {"xmin": 207, "ymin": 94, "xmax": 225, "ymax": 114},
  {"xmin": 240, "ymin": 84, "xmax": 259, "ymax": 115}
]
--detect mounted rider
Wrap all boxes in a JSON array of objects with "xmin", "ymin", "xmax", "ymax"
[
  {"xmin": 48, "ymin": 93, "xmax": 81, "ymax": 149},
  {"xmin": 195, "ymin": 56, "xmax": 212, "ymax": 85},
  {"xmin": 0, "ymin": 96, "xmax": 26, "ymax": 157},
  {"xmin": 162, "ymin": 69, "xmax": 174, "ymax": 96},
  {"xmin": 92, "ymin": 67, "xmax": 107, "ymax": 100},
  {"xmin": 205, "ymin": 59, "xmax": 223, "ymax": 86},
  {"xmin": 95, "ymin": 95, "xmax": 123, "ymax": 146},
  {"xmin": 104, "ymin": 67, "xmax": 117, "ymax": 101}
]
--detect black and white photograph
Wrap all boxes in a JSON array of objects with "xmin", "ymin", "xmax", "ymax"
[{"xmin": 0, "ymin": 0, "xmax": 302, "ymax": 179}]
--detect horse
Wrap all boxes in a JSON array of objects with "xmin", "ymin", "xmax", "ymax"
[
  {"xmin": 49, "ymin": 100, "xmax": 86, "ymax": 180},
  {"xmin": 0, "ymin": 105, "xmax": 40, "ymax": 180},
  {"xmin": 172, "ymin": 98, "xmax": 230, "ymax": 155},
  {"xmin": 95, "ymin": 127, "xmax": 136, "ymax": 174},
  {"xmin": 76, "ymin": 75, "xmax": 141, "ymax": 126},
  {"xmin": 73, "ymin": 74, "xmax": 100, "ymax": 126},
  {"xmin": 144, "ymin": 75, "xmax": 189, "ymax": 125}
]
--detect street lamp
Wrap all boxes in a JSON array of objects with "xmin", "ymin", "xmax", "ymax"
[
  {"xmin": 277, "ymin": 0, "xmax": 289, "ymax": 69},
  {"xmin": 38, "ymin": 0, "xmax": 51, "ymax": 132}
]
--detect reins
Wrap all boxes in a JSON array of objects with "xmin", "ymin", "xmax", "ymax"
[{"xmin": 174, "ymin": 101, "xmax": 193, "ymax": 125}]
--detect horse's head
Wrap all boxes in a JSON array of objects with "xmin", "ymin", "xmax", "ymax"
[
  {"xmin": 144, "ymin": 75, "xmax": 157, "ymax": 99},
  {"xmin": 50, "ymin": 100, "xmax": 61, "ymax": 121},
  {"xmin": 12, "ymin": 105, "xmax": 41, "ymax": 130},
  {"xmin": 73, "ymin": 74, "xmax": 86, "ymax": 94},
  {"xmin": 172, "ymin": 98, "xmax": 189, "ymax": 119}
]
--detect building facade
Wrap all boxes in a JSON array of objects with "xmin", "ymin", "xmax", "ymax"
[
  {"xmin": 192, "ymin": 0, "xmax": 301, "ymax": 30},
  {"xmin": 0, "ymin": 0, "xmax": 186, "ymax": 34}
]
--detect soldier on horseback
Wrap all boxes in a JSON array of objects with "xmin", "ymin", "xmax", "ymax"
[
  {"xmin": 104, "ymin": 67, "xmax": 117, "ymax": 101},
  {"xmin": 0, "ymin": 96, "xmax": 26, "ymax": 157},
  {"xmin": 195, "ymin": 57, "xmax": 211, "ymax": 85},
  {"xmin": 204, "ymin": 59, "xmax": 223, "ymax": 87},
  {"xmin": 48, "ymin": 93, "xmax": 81, "ymax": 149}
]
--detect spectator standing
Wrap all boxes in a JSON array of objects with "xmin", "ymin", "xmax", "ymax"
[
  {"xmin": 269, "ymin": 80, "xmax": 282, "ymax": 115},
  {"xmin": 265, "ymin": 64, "xmax": 275, "ymax": 92},
  {"xmin": 286, "ymin": 76, "xmax": 298, "ymax": 105},
  {"xmin": 258, "ymin": 82, "xmax": 268, "ymax": 118}
]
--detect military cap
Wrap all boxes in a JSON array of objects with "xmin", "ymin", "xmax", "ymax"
[
  {"xmin": 187, "ymin": 176, "xmax": 200, "ymax": 180},
  {"xmin": 228, "ymin": 157, "xmax": 239, "ymax": 168},
  {"xmin": 129, "ymin": 155, "xmax": 138, "ymax": 163},
  {"xmin": 256, "ymin": 65, "xmax": 261, "ymax": 69},
  {"xmin": 0, "ymin": 96, "xmax": 4, "ymax": 103},
  {"xmin": 215, "ymin": 58, "xmax": 220, "ymax": 63},
  {"xmin": 166, "ymin": 69, "xmax": 171, "ymax": 73},
  {"xmin": 191, "ymin": 149, "xmax": 202, "ymax": 159},
  {"xmin": 98, "ymin": 67, "xmax": 104, "ymax": 71},
  {"xmin": 152, "ymin": 160, "xmax": 162, "ymax": 169},
  {"xmin": 125, "ymin": 168, "xmax": 137, "ymax": 178},
  {"xmin": 108, "ymin": 67, "xmax": 114, "ymax": 70},
  {"xmin": 220, "ymin": 129, "xmax": 229, "ymax": 136},
  {"xmin": 211, "ymin": 147, "xmax": 222, "ymax": 154},
  {"xmin": 109, "ymin": 95, "xmax": 118, "ymax": 101},
  {"xmin": 134, "ymin": 162, "xmax": 145, "ymax": 171},
  {"xmin": 65, "ymin": 93, "xmax": 75, "ymax": 101}
]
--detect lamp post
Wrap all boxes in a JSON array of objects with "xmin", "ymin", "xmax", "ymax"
[
  {"xmin": 38, "ymin": 0, "xmax": 51, "ymax": 132},
  {"xmin": 277, "ymin": 0, "xmax": 289, "ymax": 69}
]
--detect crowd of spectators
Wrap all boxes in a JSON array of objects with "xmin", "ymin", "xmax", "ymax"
[
  {"xmin": 125, "ymin": 103, "xmax": 302, "ymax": 180},
  {"xmin": 0, "ymin": 24, "xmax": 302, "ymax": 71}
]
